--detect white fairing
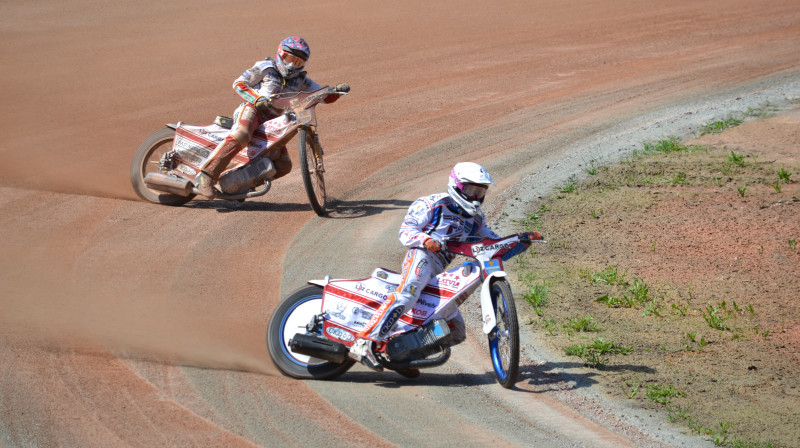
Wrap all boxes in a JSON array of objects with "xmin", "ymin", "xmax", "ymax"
[
  {"xmin": 479, "ymin": 271, "xmax": 506, "ymax": 333},
  {"xmin": 318, "ymin": 265, "xmax": 481, "ymax": 343}
]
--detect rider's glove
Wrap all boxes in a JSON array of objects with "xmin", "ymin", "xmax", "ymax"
[
  {"xmin": 333, "ymin": 83, "xmax": 350, "ymax": 93},
  {"xmin": 423, "ymin": 238, "xmax": 442, "ymax": 252},
  {"xmin": 254, "ymin": 96, "xmax": 272, "ymax": 114},
  {"xmin": 521, "ymin": 231, "xmax": 543, "ymax": 247}
]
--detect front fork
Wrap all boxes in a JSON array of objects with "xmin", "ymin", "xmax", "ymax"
[{"xmin": 479, "ymin": 271, "xmax": 507, "ymax": 334}]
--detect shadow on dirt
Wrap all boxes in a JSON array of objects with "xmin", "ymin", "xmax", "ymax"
[
  {"xmin": 334, "ymin": 361, "xmax": 655, "ymax": 391},
  {"xmin": 186, "ymin": 198, "xmax": 413, "ymax": 218},
  {"xmin": 338, "ymin": 370, "xmax": 499, "ymax": 388},
  {"xmin": 518, "ymin": 361, "xmax": 656, "ymax": 392}
]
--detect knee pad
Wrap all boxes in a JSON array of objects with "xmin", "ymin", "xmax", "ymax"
[
  {"xmin": 231, "ymin": 105, "xmax": 257, "ymax": 146},
  {"xmin": 231, "ymin": 126, "xmax": 252, "ymax": 147}
]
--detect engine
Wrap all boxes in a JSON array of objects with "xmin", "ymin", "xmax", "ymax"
[
  {"xmin": 385, "ymin": 318, "xmax": 452, "ymax": 362},
  {"xmin": 218, "ymin": 158, "xmax": 276, "ymax": 194}
]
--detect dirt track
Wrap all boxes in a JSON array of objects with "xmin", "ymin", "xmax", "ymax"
[{"xmin": 2, "ymin": 1, "xmax": 799, "ymax": 446}]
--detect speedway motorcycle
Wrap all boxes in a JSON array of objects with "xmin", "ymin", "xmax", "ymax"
[
  {"xmin": 267, "ymin": 233, "xmax": 545, "ymax": 388},
  {"xmin": 130, "ymin": 86, "xmax": 345, "ymax": 216}
]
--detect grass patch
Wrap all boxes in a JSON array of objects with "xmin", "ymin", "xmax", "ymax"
[{"xmin": 700, "ymin": 116, "xmax": 743, "ymax": 135}]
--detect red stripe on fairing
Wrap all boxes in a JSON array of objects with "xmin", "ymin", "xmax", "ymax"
[
  {"xmin": 176, "ymin": 128, "xmax": 217, "ymax": 150},
  {"xmin": 324, "ymin": 285, "xmax": 384, "ymax": 310}
]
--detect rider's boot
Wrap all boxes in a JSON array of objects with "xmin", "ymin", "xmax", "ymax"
[
  {"xmin": 193, "ymin": 172, "xmax": 215, "ymax": 198},
  {"xmin": 195, "ymin": 136, "xmax": 242, "ymax": 198},
  {"xmin": 348, "ymin": 338, "xmax": 383, "ymax": 372}
]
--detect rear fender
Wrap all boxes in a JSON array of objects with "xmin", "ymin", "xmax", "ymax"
[
  {"xmin": 480, "ymin": 272, "xmax": 507, "ymax": 333},
  {"xmin": 308, "ymin": 275, "xmax": 331, "ymax": 288}
]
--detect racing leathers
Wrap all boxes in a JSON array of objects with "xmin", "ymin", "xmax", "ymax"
[
  {"xmin": 358, "ymin": 192, "xmax": 501, "ymax": 347},
  {"xmin": 200, "ymin": 58, "xmax": 341, "ymax": 185}
]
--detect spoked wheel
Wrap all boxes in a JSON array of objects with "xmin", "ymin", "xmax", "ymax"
[
  {"xmin": 130, "ymin": 127, "xmax": 195, "ymax": 205},
  {"xmin": 488, "ymin": 279, "xmax": 520, "ymax": 388},
  {"xmin": 266, "ymin": 285, "xmax": 354, "ymax": 379},
  {"xmin": 298, "ymin": 128, "xmax": 327, "ymax": 216}
]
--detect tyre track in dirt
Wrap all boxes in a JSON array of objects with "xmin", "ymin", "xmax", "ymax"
[{"xmin": 2, "ymin": 0, "xmax": 800, "ymax": 446}]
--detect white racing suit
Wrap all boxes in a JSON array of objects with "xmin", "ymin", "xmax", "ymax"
[
  {"xmin": 203, "ymin": 58, "xmax": 339, "ymax": 180},
  {"xmin": 360, "ymin": 193, "xmax": 501, "ymax": 346}
]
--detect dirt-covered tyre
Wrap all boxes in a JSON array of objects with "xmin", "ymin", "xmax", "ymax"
[
  {"xmin": 130, "ymin": 127, "xmax": 195, "ymax": 206},
  {"xmin": 298, "ymin": 128, "xmax": 327, "ymax": 216},
  {"xmin": 267, "ymin": 284, "xmax": 354, "ymax": 379},
  {"xmin": 488, "ymin": 279, "xmax": 520, "ymax": 388}
]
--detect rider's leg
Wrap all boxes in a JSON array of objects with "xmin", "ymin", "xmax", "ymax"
[
  {"xmin": 272, "ymin": 148, "xmax": 292, "ymax": 179},
  {"xmin": 194, "ymin": 104, "xmax": 259, "ymax": 197},
  {"xmin": 349, "ymin": 249, "xmax": 444, "ymax": 370},
  {"xmin": 446, "ymin": 312, "xmax": 466, "ymax": 346}
]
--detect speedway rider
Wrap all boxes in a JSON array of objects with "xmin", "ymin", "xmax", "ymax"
[
  {"xmin": 194, "ymin": 36, "xmax": 350, "ymax": 198},
  {"xmin": 349, "ymin": 162, "xmax": 543, "ymax": 371}
]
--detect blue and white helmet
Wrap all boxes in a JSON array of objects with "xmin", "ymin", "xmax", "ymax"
[
  {"xmin": 447, "ymin": 162, "xmax": 494, "ymax": 217},
  {"xmin": 275, "ymin": 36, "xmax": 310, "ymax": 78}
]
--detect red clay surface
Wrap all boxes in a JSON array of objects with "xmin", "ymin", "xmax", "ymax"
[{"xmin": 1, "ymin": 0, "xmax": 799, "ymax": 446}]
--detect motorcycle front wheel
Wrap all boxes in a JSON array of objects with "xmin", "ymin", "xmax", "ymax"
[
  {"xmin": 266, "ymin": 284, "xmax": 354, "ymax": 379},
  {"xmin": 130, "ymin": 127, "xmax": 195, "ymax": 206},
  {"xmin": 297, "ymin": 128, "xmax": 327, "ymax": 216},
  {"xmin": 488, "ymin": 279, "xmax": 520, "ymax": 388}
]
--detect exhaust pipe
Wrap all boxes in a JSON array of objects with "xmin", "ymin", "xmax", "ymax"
[
  {"xmin": 289, "ymin": 333, "xmax": 350, "ymax": 364},
  {"xmin": 144, "ymin": 173, "xmax": 193, "ymax": 197}
]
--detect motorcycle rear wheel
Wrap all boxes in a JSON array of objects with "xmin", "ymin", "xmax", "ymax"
[
  {"xmin": 267, "ymin": 284, "xmax": 354, "ymax": 379},
  {"xmin": 130, "ymin": 127, "xmax": 195, "ymax": 206},
  {"xmin": 298, "ymin": 128, "xmax": 327, "ymax": 216},
  {"xmin": 488, "ymin": 279, "xmax": 520, "ymax": 388}
]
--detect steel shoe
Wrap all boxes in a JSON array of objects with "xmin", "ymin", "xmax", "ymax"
[
  {"xmin": 348, "ymin": 339, "xmax": 383, "ymax": 372},
  {"xmin": 193, "ymin": 172, "xmax": 215, "ymax": 198}
]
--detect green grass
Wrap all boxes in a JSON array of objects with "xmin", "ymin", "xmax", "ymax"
[
  {"xmin": 588, "ymin": 265, "xmax": 628, "ymax": 286},
  {"xmin": 646, "ymin": 383, "xmax": 685, "ymax": 404},
  {"xmin": 522, "ymin": 276, "xmax": 549, "ymax": 316},
  {"xmin": 563, "ymin": 316, "xmax": 600, "ymax": 334},
  {"xmin": 560, "ymin": 175, "xmax": 578, "ymax": 193},
  {"xmin": 729, "ymin": 151, "xmax": 746, "ymax": 167},
  {"xmin": 703, "ymin": 302, "xmax": 732, "ymax": 331},
  {"xmin": 778, "ymin": 167, "xmax": 792, "ymax": 183},
  {"xmin": 563, "ymin": 337, "xmax": 633, "ymax": 368},
  {"xmin": 700, "ymin": 116, "xmax": 743, "ymax": 136}
]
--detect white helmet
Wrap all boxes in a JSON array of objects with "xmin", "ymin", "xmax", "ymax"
[{"xmin": 447, "ymin": 162, "xmax": 494, "ymax": 217}]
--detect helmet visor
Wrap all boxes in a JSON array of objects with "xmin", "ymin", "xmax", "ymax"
[
  {"xmin": 460, "ymin": 183, "xmax": 488, "ymax": 201},
  {"xmin": 279, "ymin": 51, "xmax": 306, "ymax": 69}
]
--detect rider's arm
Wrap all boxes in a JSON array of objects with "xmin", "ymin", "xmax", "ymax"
[
  {"xmin": 398, "ymin": 197, "xmax": 436, "ymax": 249},
  {"xmin": 232, "ymin": 60, "xmax": 280, "ymax": 104},
  {"xmin": 471, "ymin": 211, "xmax": 502, "ymax": 240},
  {"xmin": 302, "ymin": 76, "xmax": 341, "ymax": 104}
]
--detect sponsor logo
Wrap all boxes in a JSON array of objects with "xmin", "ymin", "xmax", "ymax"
[
  {"xmin": 417, "ymin": 298, "xmax": 438, "ymax": 309},
  {"xmin": 376, "ymin": 270, "xmax": 388, "ymax": 279},
  {"xmin": 403, "ymin": 217, "xmax": 419, "ymax": 227},
  {"xmin": 414, "ymin": 259, "xmax": 428, "ymax": 277},
  {"xmin": 325, "ymin": 302, "xmax": 348, "ymax": 320},
  {"xmin": 438, "ymin": 277, "xmax": 461, "ymax": 289},
  {"xmin": 483, "ymin": 259, "xmax": 501, "ymax": 274},
  {"xmin": 472, "ymin": 242, "xmax": 512, "ymax": 256},
  {"xmin": 177, "ymin": 165, "xmax": 197, "ymax": 176},
  {"xmin": 355, "ymin": 283, "xmax": 389, "ymax": 301},
  {"xmin": 406, "ymin": 285, "xmax": 417, "ymax": 295},
  {"xmin": 411, "ymin": 308, "xmax": 428, "ymax": 317},
  {"xmin": 326, "ymin": 326, "xmax": 355, "ymax": 342},
  {"xmin": 198, "ymin": 129, "xmax": 224, "ymax": 142},
  {"xmin": 378, "ymin": 306, "xmax": 405, "ymax": 338},
  {"xmin": 351, "ymin": 306, "xmax": 373, "ymax": 320}
]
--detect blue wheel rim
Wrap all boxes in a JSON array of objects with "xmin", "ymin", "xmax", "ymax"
[
  {"xmin": 280, "ymin": 293, "xmax": 327, "ymax": 367},
  {"xmin": 489, "ymin": 289, "xmax": 510, "ymax": 380}
]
